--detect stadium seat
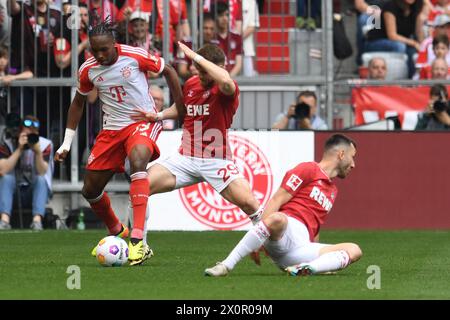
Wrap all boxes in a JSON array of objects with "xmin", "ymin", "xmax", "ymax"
[{"xmin": 362, "ymin": 52, "xmax": 409, "ymax": 80}]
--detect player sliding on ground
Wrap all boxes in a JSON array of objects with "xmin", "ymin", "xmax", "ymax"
[
  {"xmin": 54, "ymin": 20, "xmax": 183, "ymax": 266},
  {"xmin": 131, "ymin": 43, "xmax": 264, "ymax": 244},
  {"xmin": 205, "ymin": 134, "xmax": 363, "ymax": 277}
]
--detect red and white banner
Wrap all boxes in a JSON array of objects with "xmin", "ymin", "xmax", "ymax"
[
  {"xmin": 352, "ymin": 86, "xmax": 450, "ymax": 129},
  {"xmin": 147, "ymin": 130, "xmax": 314, "ymax": 231}
]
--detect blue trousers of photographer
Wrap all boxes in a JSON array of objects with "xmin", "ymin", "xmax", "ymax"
[{"xmin": 0, "ymin": 174, "xmax": 49, "ymax": 218}]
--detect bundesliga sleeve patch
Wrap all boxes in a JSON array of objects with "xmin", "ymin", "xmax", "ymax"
[{"xmin": 286, "ymin": 174, "xmax": 303, "ymax": 191}]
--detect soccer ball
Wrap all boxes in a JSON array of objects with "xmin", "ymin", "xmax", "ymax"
[{"xmin": 96, "ymin": 236, "xmax": 129, "ymax": 267}]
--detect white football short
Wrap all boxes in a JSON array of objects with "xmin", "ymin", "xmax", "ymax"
[
  {"xmin": 264, "ymin": 216, "xmax": 330, "ymax": 269},
  {"xmin": 152, "ymin": 151, "xmax": 244, "ymax": 193}
]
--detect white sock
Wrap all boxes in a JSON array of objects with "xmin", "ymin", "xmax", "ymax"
[
  {"xmin": 306, "ymin": 250, "xmax": 350, "ymax": 274},
  {"xmin": 222, "ymin": 221, "xmax": 270, "ymax": 270},
  {"xmin": 248, "ymin": 206, "xmax": 264, "ymax": 224}
]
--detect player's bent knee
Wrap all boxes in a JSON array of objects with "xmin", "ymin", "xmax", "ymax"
[
  {"xmin": 81, "ymin": 186, "xmax": 101, "ymax": 201},
  {"xmin": 347, "ymin": 243, "xmax": 363, "ymax": 262},
  {"xmin": 263, "ymin": 212, "xmax": 287, "ymax": 232}
]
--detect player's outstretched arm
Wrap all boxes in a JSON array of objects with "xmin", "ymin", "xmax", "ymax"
[
  {"xmin": 161, "ymin": 63, "xmax": 185, "ymax": 121},
  {"xmin": 178, "ymin": 41, "xmax": 236, "ymax": 96},
  {"xmin": 131, "ymin": 103, "xmax": 179, "ymax": 122},
  {"xmin": 54, "ymin": 92, "xmax": 87, "ymax": 162},
  {"xmin": 261, "ymin": 187, "xmax": 293, "ymax": 220}
]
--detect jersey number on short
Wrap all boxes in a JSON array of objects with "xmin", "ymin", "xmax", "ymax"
[
  {"xmin": 132, "ymin": 123, "xmax": 152, "ymax": 137},
  {"xmin": 217, "ymin": 164, "xmax": 239, "ymax": 183}
]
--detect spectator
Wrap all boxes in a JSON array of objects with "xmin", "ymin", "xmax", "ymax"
[
  {"xmin": 426, "ymin": 15, "xmax": 450, "ymax": 65},
  {"xmin": 117, "ymin": 0, "xmax": 152, "ymax": 21},
  {"xmin": 216, "ymin": 1, "xmax": 243, "ymax": 77},
  {"xmin": 55, "ymin": 3, "xmax": 91, "ymax": 71},
  {"xmin": 0, "ymin": 46, "xmax": 33, "ymax": 85},
  {"xmin": 0, "ymin": 114, "xmax": 54, "ymax": 230},
  {"xmin": 149, "ymin": 85, "xmax": 177, "ymax": 130},
  {"xmin": 128, "ymin": 11, "xmax": 152, "ymax": 52},
  {"xmin": 154, "ymin": 0, "xmax": 190, "ymax": 57},
  {"xmin": 366, "ymin": 0, "xmax": 425, "ymax": 78},
  {"xmin": 9, "ymin": 0, "xmax": 63, "ymax": 78},
  {"xmin": 417, "ymin": 34, "xmax": 450, "ymax": 77},
  {"xmin": 368, "ymin": 56, "xmax": 388, "ymax": 79},
  {"xmin": 354, "ymin": 0, "xmax": 390, "ymax": 65},
  {"xmin": 420, "ymin": 57, "xmax": 450, "ymax": 78},
  {"xmin": 203, "ymin": 13, "xmax": 219, "ymax": 45},
  {"xmin": 272, "ymin": 91, "xmax": 328, "ymax": 130},
  {"xmin": 87, "ymin": 0, "xmax": 119, "ymax": 26},
  {"xmin": 432, "ymin": 57, "xmax": 450, "ymax": 78},
  {"xmin": 296, "ymin": 0, "xmax": 322, "ymax": 30},
  {"xmin": 205, "ymin": 0, "xmax": 243, "ymax": 34},
  {"xmin": 0, "ymin": 0, "xmax": 10, "ymax": 48},
  {"xmin": 242, "ymin": 0, "xmax": 260, "ymax": 77},
  {"xmin": 415, "ymin": 84, "xmax": 450, "ymax": 129},
  {"xmin": 0, "ymin": 47, "xmax": 33, "ymax": 125}
]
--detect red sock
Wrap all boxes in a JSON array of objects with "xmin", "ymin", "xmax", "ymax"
[
  {"xmin": 89, "ymin": 192, "xmax": 121, "ymax": 235},
  {"xmin": 130, "ymin": 172, "xmax": 149, "ymax": 240}
]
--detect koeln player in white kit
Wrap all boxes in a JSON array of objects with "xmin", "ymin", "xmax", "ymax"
[
  {"xmin": 131, "ymin": 43, "xmax": 265, "ymax": 244},
  {"xmin": 54, "ymin": 20, "xmax": 183, "ymax": 266},
  {"xmin": 204, "ymin": 134, "xmax": 363, "ymax": 277}
]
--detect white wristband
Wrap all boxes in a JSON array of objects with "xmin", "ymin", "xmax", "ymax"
[
  {"xmin": 56, "ymin": 128, "xmax": 76, "ymax": 154},
  {"xmin": 193, "ymin": 54, "xmax": 204, "ymax": 63},
  {"xmin": 156, "ymin": 112, "xmax": 164, "ymax": 121}
]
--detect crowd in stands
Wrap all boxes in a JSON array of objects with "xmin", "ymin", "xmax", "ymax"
[{"xmin": 356, "ymin": 0, "xmax": 450, "ymax": 80}]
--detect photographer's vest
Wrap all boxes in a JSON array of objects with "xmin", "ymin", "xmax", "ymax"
[{"xmin": 3, "ymin": 136, "xmax": 54, "ymax": 191}]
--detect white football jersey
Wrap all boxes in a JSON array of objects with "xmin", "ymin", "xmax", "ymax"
[{"xmin": 77, "ymin": 44, "xmax": 164, "ymax": 130}]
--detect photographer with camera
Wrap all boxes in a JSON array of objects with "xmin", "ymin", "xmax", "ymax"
[
  {"xmin": 271, "ymin": 91, "xmax": 328, "ymax": 130},
  {"xmin": 415, "ymin": 84, "xmax": 450, "ymax": 130},
  {"xmin": 0, "ymin": 114, "xmax": 53, "ymax": 230}
]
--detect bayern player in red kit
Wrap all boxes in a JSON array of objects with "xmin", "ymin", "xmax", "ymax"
[
  {"xmin": 205, "ymin": 134, "xmax": 363, "ymax": 276},
  {"xmin": 54, "ymin": 21, "xmax": 183, "ymax": 266},
  {"xmin": 132, "ymin": 42, "xmax": 264, "ymax": 235}
]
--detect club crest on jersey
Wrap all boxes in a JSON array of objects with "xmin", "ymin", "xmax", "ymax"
[
  {"xmin": 286, "ymin": 174, "xmax": 303, "ymax": 191},
  {"xmin": 179, "ymin": 134, "xmax": 273, "ymax": 230},
  {"xmin": 202, "ymin": 91, "xmax": 210, "ymax": 99},
  {"xmin": 188, "ymin": 90, "xmax": 194, "ymax": 97},
  {"xmin": 121, "ymin": 66, "xmax": 132, "ymax": 79}
]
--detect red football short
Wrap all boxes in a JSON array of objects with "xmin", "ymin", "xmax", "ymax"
[{"xmin": 86, "ymin": 121, "xmax": 162, "ymax": 172}]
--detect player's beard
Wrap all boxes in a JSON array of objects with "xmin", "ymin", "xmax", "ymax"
[{"xmin": 337, "ymin": 163, "xmax": 351, "ymax": 179}]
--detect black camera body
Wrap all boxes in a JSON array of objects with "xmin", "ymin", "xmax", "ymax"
[
  {"xmin": 24, "ymin": 133, "xmax": 39, "ymax": 150},
  {"xmin": 433, "ymin": 99, "xmax": 450, "ymax": 113},
  {"xmin": 293, "ymin": 102, "xmax": 311, "ymax": 120}
]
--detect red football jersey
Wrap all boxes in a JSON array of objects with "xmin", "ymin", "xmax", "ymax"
[
  {"xmin": 279, "ymin": 162, "xmax": 338, "ymax": 241},
  {"xmin": 217, "ymin": 32, "xmax": 243, "ymax": 72},
  {"xmin": 179, "ymin": 76, "xmax": 239, "ymax": 159}
]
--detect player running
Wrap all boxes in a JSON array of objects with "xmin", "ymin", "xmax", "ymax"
[
  {"xmin": 54, "ymin": 20, "xmax": 183, "ymax": 266},
  {"xmin": 204, "ymin": 134, "xmax": 363, "ymax": 277},
  {"xmin": 131, "ymin": 42, "xmax": 264, "ymax": 243}
]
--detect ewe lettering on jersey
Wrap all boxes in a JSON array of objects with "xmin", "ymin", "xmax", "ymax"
[
  {"xmin": 186, "ymin": 104, "xmax": 210, "ymax": 116},
  {"xmin": 310, "ymin": 186, "xmax": 333, "ymax": 211}
]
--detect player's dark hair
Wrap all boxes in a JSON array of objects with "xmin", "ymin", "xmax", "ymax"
[
  {"xmin": 88, "ymin": 18, "xmax": 115, "ymax": 39},
  {"xmin": 196, "ymin": 44, "xmax": 225, "ymax": 65},
  {"xmin": 324, "ymin": 134, "xmax": 356, "ymax": 152},
  {"xmin": 297, "ymin": 91, "xmax": 317, "ymax": 102}
]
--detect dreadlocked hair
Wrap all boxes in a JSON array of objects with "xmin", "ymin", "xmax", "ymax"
[{"xmin": 88, "ymin": 17, "xmax": 116, "ymax": 39}]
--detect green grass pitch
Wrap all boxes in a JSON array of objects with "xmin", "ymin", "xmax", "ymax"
[{"xmin": 0, "ymin": 230, "xmax": 449, "ymax": 299}]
